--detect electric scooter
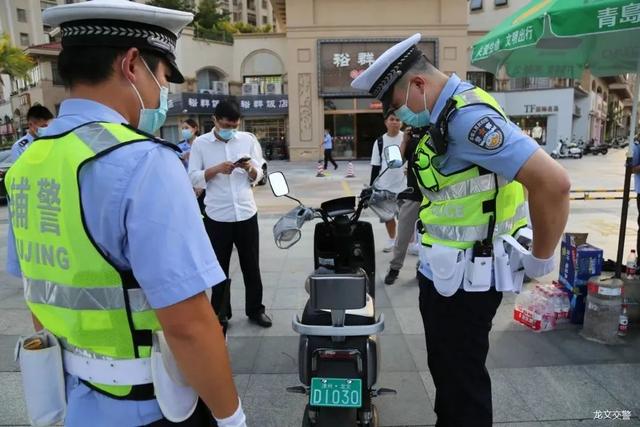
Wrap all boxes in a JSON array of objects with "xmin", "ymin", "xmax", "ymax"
[
  {"xmin": 551, "ymin": 137, "xmax": 583, "ymax": 159},
  {"xmin": 268, "ymin": 145, "xmax": 404, "ymax": 427},
  {"xmin": 580, "ymin": 138, "xmax": 609, "ymax": 155}
]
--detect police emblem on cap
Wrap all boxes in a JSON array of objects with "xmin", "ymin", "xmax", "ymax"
[{"xmin": 147, "ymin": 35, "xmax": 173, "ymax": 53}]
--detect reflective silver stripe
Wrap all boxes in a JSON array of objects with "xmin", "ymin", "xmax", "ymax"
[
  {"xmin": 128, "ymin": 288, "xmax": 153, "ymax": 312},
  {"xmin": 425, "ymin": 203, "xmax": 528, "ymax": 242},
  {"xmin": 59, "ymin": 337, "xmax": 114, "ymax": 360},
  {"xmin": 23, "ymin": 278, "xmax": 152, "ymax": 312},
  {"xmin": 455, "ymin": 89, "xmax": 487, "ymax": 105},
  {"xmin": 421, "ymin": 174, "xmax": 510, "ymax": 202},
  {"xmin": 73, "ymin": 122, "xmax": 123, "ymax": 155}
]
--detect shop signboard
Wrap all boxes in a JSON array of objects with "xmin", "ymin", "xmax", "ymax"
[
  {"xmin": 318, "ymin": 38, "xmax": 437, "ymax": 98},
  {"xmin": 168, "ymin": 93, "xmax": 288, "ymax": 117}
]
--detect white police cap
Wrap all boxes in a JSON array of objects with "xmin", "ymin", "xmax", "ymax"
[
  {"xmin": 351, "ymin": 33, "xmax": 423, "ymax": 114},
  {"xmin": 43, "ymin": 0, "xmax": 193, "ymax": 83}
]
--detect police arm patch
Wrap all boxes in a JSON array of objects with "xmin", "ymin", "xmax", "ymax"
[{"xmin": 468, "ymin": 117, "xmax": 504, "ymax": 150}]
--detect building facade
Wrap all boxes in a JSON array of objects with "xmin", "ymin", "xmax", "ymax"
[
  {"xmin": 271, "ymin": 0, "xmax": 469, "ymax": 161},
  {"xmin": 467, "ymin": 0, "xmax": 637, "ymax": 152}
]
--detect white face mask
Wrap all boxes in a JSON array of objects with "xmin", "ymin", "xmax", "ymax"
[{"xmin": 123, "ymin": 57, "xmax": 169, "ymax": 134}]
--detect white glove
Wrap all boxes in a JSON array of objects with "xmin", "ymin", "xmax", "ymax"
[
  {"xmin": 522, "ymin": 252, "xmax": 555, "ymax": 278},
  {"xmin": 214, "ymin": 398, "xmax": 247, "ymax": 427}
]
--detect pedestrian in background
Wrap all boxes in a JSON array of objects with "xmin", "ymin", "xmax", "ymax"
[
  {"xmin": 370, "ymin": 112, "xmax": 406, "ymax": 253},
  {"xmin": 321, "ymin": 128, "xmax": 338, "ymax": 170},
  {"xmin": 189, "ymin": 99, "xmax": 273, "ymax": 330},
  {"xmin": 11, "ymin": 105, "xmax": 54, "ymax": 161},
  {"xmin": 385, "ymin": 125, "xmax": 423, "ymax": 285},
  {"xmin": 178, "ymin": 118, "xmax": 199, "ymax": 169}
]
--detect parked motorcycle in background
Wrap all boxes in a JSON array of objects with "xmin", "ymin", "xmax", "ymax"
[
  {"xmin": 579, "ymin": 138, "xmax": 609, "ymax": 155},
  {"xmin": 551, "ymin": 137, "xmax": 583, "ymax": 159}
]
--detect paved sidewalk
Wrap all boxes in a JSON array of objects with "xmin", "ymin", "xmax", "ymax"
[{"xmin": 1, "ymin": 151, "xmax": 640, "ymax": 426}]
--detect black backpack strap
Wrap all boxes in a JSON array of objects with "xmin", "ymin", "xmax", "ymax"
[{"xmin": 377, "ymin": 136, "xmax": 384, "ymax": 158}]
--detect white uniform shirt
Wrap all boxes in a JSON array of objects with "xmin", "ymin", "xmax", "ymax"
[
  {"xmin": 189, "ymin": 130, "xmax": 264, "ymax": 222},
  {"xmin": 370, "ymin": 131, "xmax": 407, "ymax": 194}
]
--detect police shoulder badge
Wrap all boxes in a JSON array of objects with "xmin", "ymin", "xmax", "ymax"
[{"xmin": 468, "ymin": 117, "xmax": 504, "ymax": 150}]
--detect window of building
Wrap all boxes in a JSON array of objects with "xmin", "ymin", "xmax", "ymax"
[
  {"xmin": 160, "ymin": 125, "xmax": 179, "ymax": 143},
  {"xmin": 244, "ymin": 75, "xmax": 283, "ymax": 94},
  {"xmin": 248, "ymin": 13, "xmax": 257, "ymax": 26},
  {"xmin": 233, "ymin": 11, "xmax": 242, "ymax": 22},
  {"xmin": 19, "ymin": 33, "xmax": 30, "ymax": 46},
  {"xmin": 262, "ymin": 16, "xmax": 268, "ymax": 25},
  {"xmin": 65, "ymin": 0, "xmax": 76, "ymax": 4},
  {"xmin": 262, "ymin": 0, "xmax": 268, "ymax": 9},
  {"xmin": 470, "ymin": 0, "xmax": 483, "ymax": 11},
  {"xmin": 40, "ymin": 1, "xmax": 57, "ymax": 10},
  {"xmin": 247, "ymin": 0, "xmax": 256, "ymax": 10},
  {"xmin": 17, "ymin": 9, "xmax": 27, "ymax": 23},
  {"xmin": 197, "ymin": 68, "xmax": 225, "ymax": 91},
  {"xmin": 466, "ymin": 72, "xmax": 495, "ymax": 91},
  {"xmin": 495, "ymin": 0, "xmax": 507, "ymax": 6},
  {"xmin": 51, "ymin": 61, "xmax": 64, "ymax": 86}
]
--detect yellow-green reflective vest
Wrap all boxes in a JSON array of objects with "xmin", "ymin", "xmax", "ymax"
[
  {"xmin": 413, "ymin": 87, "xmax": 528, "ymax": 250},
  {"xmin": 5, "ymin": 121, "xmax": 162, "ymax": 400}
]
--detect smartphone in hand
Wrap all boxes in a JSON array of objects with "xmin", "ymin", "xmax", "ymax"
[{"xmin": 234, "ymin": 156, "xmax": 251, "ymax": 165}]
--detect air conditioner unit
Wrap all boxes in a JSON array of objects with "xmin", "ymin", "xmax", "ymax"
[
  {"xmin": 199, "ymin": 89, "xmax": 213, "ymax": 95},
  {"xmin": 242, "ymin": 83, "xmax": 260, "ymax": 96},
  {"xmin": 265, "ymin": 83, "xmax": 282, "ymax": 95},
  {"xmin": 211, "ymin": 81, "xmax": 229, "ymax": 95}
]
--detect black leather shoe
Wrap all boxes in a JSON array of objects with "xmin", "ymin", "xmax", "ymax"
[
  {"xmin": 385, "ymin": 269, "xmax": 399, "ymax": 285},
  {"xmin": 249, "ymin": 312, "xmax": 273, "ymax": 328}
]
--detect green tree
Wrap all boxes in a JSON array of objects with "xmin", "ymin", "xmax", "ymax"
[
  {"xmin": 147, "ymin": 0, "xmax": 195, "ymax": 14},
  {"xmin": 0, "ymin": 34, "xmax": 34, "ymax": 85},
  {"xmin": 196, "ymin": 0, "xmax": 230, "ymax": 29}
]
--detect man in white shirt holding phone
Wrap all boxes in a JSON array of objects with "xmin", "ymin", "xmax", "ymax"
[{"xmin": 189, "ymin": 98, "xmax": 272, "ymax": 330}]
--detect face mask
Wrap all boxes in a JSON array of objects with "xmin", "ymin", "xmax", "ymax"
[
  {"xmin": 35, "ymin": 127, "xmax": 47, "ymax": 138},
  {"xmin": 181, "ymin": 128, "xmax": 193, "ymax": 140},
  {"xmin": 395, "ymin": 80, "xmax": 431, "ymax": 128},
  {"xmin": 217, "ymin": 128, "xmax": 237, "ymax": 141},
  {"xmin": 125, "ymin": 57, "xmax": 169, "ymax": 134}
]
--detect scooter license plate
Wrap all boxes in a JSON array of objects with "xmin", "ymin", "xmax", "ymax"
[{"xmin": 309, "ymin": 377, "xmax": 362, "ymax": 408}]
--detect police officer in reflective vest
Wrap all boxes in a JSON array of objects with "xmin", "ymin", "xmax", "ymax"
[
  {"xmin": 6, "ymin": 1, "xmax": 246, "ymax": 426},
  {"xmin": 352, "ymin": 34, "xmax": 570, "ymax": 426}
]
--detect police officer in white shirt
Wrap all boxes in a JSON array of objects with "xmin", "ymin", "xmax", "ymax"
[{"xmin": 189, "ymin": 99, "xmax": 272, "ymax": 329}]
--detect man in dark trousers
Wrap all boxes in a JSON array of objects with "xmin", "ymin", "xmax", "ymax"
[
  {"xmin": 352, "ymin": 34, "xmax": 570, "ymax": 426},
  {"xmin": 321, "ymin": 128, "xmax": 338, "ymax": 170},
  {"xmin": 189, "ymin": 99, "xmax": 272, "ymax": 329}
]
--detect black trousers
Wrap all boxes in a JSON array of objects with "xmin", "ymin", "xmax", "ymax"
[
  {"xmin": 146, "ymin": 399, "xmax": 214, "ymax": 426},
  {"xmin": 324, "ymin": 148, "xmax": 337, "ymax": 169},
  {"xmin": 418, "ymin": 274, "xmax": 502, "ymax": 427},
  {"xmin": 203, "ymin": 213, "xmax": 265, "ymax": 319}
]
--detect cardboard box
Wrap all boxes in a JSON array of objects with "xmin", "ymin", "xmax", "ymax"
[{"xmin": 558, "ymin": 233, "xmax": 603, "ymax": 291}]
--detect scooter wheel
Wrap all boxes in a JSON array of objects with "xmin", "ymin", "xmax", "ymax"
[
  {"xmin": 602, "ymin": 149, "xmax": 608, "ymax": 155},
  {"xmin": 363, "ymin": 405, "xmax": 379, "ymax": 427},
  {"xmin": 551, "ymin": 153, "xmax": 558, "ymax": 159},
  {"xmin": 302, "ymin": 405, "xmax": 313, "ymax": 427}
]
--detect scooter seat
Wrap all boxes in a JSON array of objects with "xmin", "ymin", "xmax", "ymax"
[{"xmin": 300, "ymin": 294, "xmax": 375, "ymax": 326}]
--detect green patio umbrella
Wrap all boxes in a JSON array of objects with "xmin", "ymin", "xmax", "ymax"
[{"xmin": 471, "ymin": 0, "xmax": 640, "ymax": 278}]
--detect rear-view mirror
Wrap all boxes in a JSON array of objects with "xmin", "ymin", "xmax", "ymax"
[
  {"xmin": 269, "ymin": 172, "xmax": 290, "ymax": 197},
  {"xmin": 384, "ymin": 145, "xmax": 403, "ymax": 169}
]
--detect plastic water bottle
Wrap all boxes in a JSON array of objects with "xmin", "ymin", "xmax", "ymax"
[
  {"xmin": 618, "ymin": 305, "xmax": 629, "ymax": 337},
  {"xmin": 626, "ymin": 250, "xmax": 637, "ymax": 280}
]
